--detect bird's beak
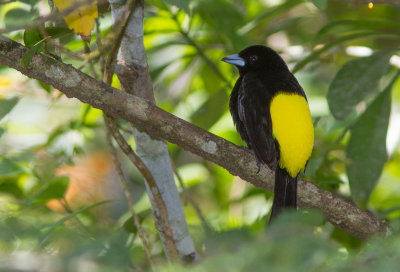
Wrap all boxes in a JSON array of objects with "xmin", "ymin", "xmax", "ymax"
[{"xmin": 222, "ymin": 54, "xmax": 245, "ymax": 67}]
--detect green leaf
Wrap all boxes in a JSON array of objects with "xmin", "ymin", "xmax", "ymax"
[
  {"xmin": 45, "ymin": 26, "xmax": 74, "ymax": 39},
  {"xmin": 0, "ymin": 158, "xmax": 25, "ymax": 178},
  {"xmin": 0, "ymin": 97, "xmax": 19, "ymax": 121},
  {"xmin": 346, "ymin": 76, "xmax": 395, "ymax": 208},
  {"xmin": 308, "ymin": 0, "xmax": 326, "ymax": 9},
  {"xmin": 37, "ymin": 80, "xmax": 52, "ymax": 94},
  {"xmin": 32, "ymin": 176, "xmax": 70, "ymax": 203},
  {"xmin": 197, "ymin": 0, "xmax": 247, "ymax": 51},
  {"xmin": 0, "ymin": 181, "xmax": 24, "ymax": 197},
  {"xmin": 238, "ymin": 0, "xmax": 302, "ymax": 35},
  {"xmin": 164, "ymin": 0, "xmax": 190, "ymax": 13},
  {"xmin": 293, "ymin": 32, "xmax": 399, "ymax": 73},
  {"xmin": 19, "ymin": 0, "xmax": 41, "ymax": 5},
  {"xmin": 4, "ymin": 8, "xmax": 38, "ymax": 30},
  {"xmin": 316, "ymin": 19, "xmax": 400, "ymax": 40},
  {"xmin": 40, "ymin": 200, "xmax": 112, "ymax": 243},
  {"xmin": 327, "ymin": 51, "xmax": 393, "ymax": 120},
  {"xmin": 23, "ymin": 28, "xmax": 42, "ymax": 48},
  {"xmin": 191, "ymin": 89, "xmax": 228, "ymax": 130},
  {"xmin": 20, "ymin": 42, "xmax": 43, "ymax": 67}
]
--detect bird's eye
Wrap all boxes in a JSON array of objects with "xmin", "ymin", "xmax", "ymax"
[{"xmin": 249, "ymin": 55, "xmax": 258, "ymax": 63}]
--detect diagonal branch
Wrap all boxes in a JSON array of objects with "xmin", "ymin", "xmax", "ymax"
[
  {"xmin": 0, "ymin": 36, "xmax": 389, "ymax": 240},
  {"xmin": 105, "ymin": 122, "xmax": 156, "ymax": 270},
  {"xmin": 105, "ymin": 116, "xmax": 180, "ymax": 262}
]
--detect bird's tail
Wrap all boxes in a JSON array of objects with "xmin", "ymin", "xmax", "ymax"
[{"xmin": 269, "ymin": 166, "xmax": 297, "ymax": 223}]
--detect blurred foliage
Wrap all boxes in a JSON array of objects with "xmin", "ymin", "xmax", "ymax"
[{"xmin": 0, "ymin": 0, "xmax": 400, "ymax": 270}]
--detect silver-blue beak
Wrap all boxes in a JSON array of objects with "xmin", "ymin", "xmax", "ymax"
[{"xmin": 222, "ymin": 54, "xmax": 245, "ymax": 67}]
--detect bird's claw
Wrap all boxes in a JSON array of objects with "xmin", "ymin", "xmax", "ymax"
[{"xmin": 239, "ymin": 146, "xmax": 261, "ymax": 174}]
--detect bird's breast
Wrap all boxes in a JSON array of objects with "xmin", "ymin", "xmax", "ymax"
[{"xmin": 270, "ymin": 92, "xmax": 314, "ymax": 177}]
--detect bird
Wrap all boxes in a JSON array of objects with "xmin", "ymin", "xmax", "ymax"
[{"xmin": 222, "ymin": 45, "xmax": 314, "ymax": 222}]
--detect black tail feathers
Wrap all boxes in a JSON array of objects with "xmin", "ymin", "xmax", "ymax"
[{"xmin": 269, "ymin": 166, "xmax": 297, "ymax": 223}]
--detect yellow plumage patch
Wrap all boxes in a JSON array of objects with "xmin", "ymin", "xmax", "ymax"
[{"xmin": 270, "ymin": 93, "xmax": 314, "ymax": 177}]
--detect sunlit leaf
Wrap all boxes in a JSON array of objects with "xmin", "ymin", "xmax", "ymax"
[
  {"xmin": 327, "ymin": 51, "xmax": 393, "ymax": 120},
  {"xmin": 346, "ymin": 77, "xmax": 395, "ymax": 208}
]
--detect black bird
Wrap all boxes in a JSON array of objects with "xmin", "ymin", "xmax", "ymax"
[{"xmin": 222, "ymin": 45, "xmax": 314, "ymax": 222}]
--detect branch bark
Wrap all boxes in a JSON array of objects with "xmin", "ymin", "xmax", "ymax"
[{"xmin": 0, "ymin": 36, "xmax": 389, "ymax": 241}]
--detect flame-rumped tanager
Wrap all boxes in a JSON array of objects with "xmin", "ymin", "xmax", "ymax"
[{"xmin": 222, "ymin": 45, "xmax": 314, "ymax": 222}]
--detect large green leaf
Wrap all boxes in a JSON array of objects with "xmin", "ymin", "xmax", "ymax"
[
  {"xmin": 20, "ymin": 42, "xmax": 43, "ymax": 67},
  {"xmin": 0, "ymin": 158, "xmax": 25, "ymax": 178},
  {"xmin": 164, "ymin": 0, "xmax": 190, "ymax": 13},
  {"xmin": 0, "ymin": 97, "xmax": 19, "ymax": 121},
  {"xmin": 4, "ymin": 8, "xmax": 38, "ymax": 30},
  {"xmin": 40, "ymin": 200, "xmax": 112, "ymax": 244},
  {"xmin": 293, "ymin": 32, "xmax": 399, "ymax": 74},
  {"xmin": 31, "ymin": 176, "xmax": 70, "ymax": 203},
  {"xmin": 23, "ymin": 28, "xmax": 42, "ymax": 48},
  {"xmin": 327, "ymin": 51, "xmax": 393, "ymax": 120},
  {"xmin": 307, "ymin": 0, "xmax": 326, "ymax": 9},
  {"xmin": 238, "ymin": 0, "xmax": 302, "ymax": 35},
  {"xmin": 316, "ymin": 19, "xmax": 400, "ymax": 40},
  {"xmin": 191, "ymin": 89, "xmax": 228, "ymax": 130},
  {"xmin": 346, "ymin": 76, "xmax": 395, "ymax": 208},
  {"xmin": 197, "ymin": 0, "xmax": 247, "ymax": 51}
]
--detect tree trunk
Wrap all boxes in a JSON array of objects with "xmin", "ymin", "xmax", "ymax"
[{"xmin": 108, "ymin": 0, "xmax": 197, "ymax": 262}]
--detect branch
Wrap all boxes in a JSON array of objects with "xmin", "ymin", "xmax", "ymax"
[
  {"xmin": 105, "ymin": 116, "xmax": 180, "ymax": 262},
  {"xmin": 102, "ymin": 0, "xmax": 179, "ymax": 263},
  {"xmin": 108, "ymin": 0, "xmax": 197, "ymax": 262},
  {"xmin": 0, "ymin": 36, "xmax": 389, "ymax": 240},
  {"xmin": 105, "ymin": 122, "xmax": 156, "ymax": 270}
]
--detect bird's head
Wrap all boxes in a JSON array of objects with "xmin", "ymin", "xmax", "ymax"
[{"xmin": 222, "ymin": 45, "xmax": 288, "ymax": 76}]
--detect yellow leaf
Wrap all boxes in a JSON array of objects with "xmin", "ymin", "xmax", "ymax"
[
  {"xmin": 54, "ymin": 0, "xmax": 98, "ymax": 41},
  {"xmin": 111, "ymin": 74, "xmax": 121, "ymax": 90}
]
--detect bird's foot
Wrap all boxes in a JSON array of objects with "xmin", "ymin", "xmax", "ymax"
[{"xmin": 239, "ymin": 146, "xmax": 261, "ymax": 174}]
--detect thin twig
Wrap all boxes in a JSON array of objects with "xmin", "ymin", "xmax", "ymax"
[
  {"xmin": 56, "ymin": 197, "xmax": 96, "ymax": 238},
  {"xmin": 95, "ymin": 19, "xmax": 106, "ymax": 75},
  {"xmin": 105, "ymin": 123, "xmax": 156, "ymax": 271},
  {"xmin": 84, "ymin": 43, "xmax": 100, "ymax": 79},
  {"xmin": 104, "ymin": 116, "xmax": 180, "ymax": 262}
]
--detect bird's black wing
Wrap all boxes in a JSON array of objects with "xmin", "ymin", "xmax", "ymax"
[
  {"xmin": 229, "ymin": 77, "xmax": 251, "ymax": 145},
  {"xmin": 237, "ymin": 73, "xmax": 278, "ymax": 170}
]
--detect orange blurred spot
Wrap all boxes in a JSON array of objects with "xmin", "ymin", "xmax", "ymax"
[{"xmin": 47, "ymin": 152, "xmax": 113, "ymax": 211}]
